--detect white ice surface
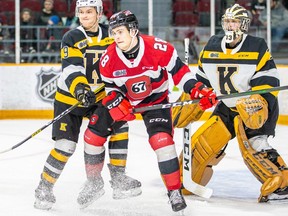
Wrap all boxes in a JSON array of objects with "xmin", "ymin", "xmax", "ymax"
[{"xmin": 0, "ymin": 119, "xmax": 288, "ymax": 216}]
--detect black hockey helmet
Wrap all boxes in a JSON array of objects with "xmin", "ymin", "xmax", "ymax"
[{"xmin": 109, "ymin": 10, "xmax": 139, "ymax": 32}]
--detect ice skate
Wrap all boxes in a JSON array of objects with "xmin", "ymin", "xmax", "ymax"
[
  {"xmin": 260, "ymin": 186, "xmax": 288, "ymax": 202},
  {"xmin": 77, "ymin": 177, "xmax": 105, "ymax": 209},
  {"xmin": 34, "ymin": 181, "xmax": 56, "ymax": 210},
  {"xmin": 167, "ymin": 189, "xmax": 187, "ymax": 212},
  {"xmin": 108, "ymin": 164, "xmax": 142, "ymax": 199}
]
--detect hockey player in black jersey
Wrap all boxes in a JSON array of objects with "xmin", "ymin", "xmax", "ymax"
[
  {"xmin": 178, "ymin": 4, "xmax": 288, "ymax": 202},
  {"xmin": 34, "ymin": 0, "xmax": 141, "ymax": 210}
]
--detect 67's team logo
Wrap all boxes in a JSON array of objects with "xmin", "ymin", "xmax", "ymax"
[{"xmin": 37, "ymin": 67, "xmax": 61, "ymax": 103}]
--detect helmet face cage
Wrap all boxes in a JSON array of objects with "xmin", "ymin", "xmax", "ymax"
[
  {"xmin": 75, "ymin": 0, "xmax": 103, "ymax": 17},
  {"xmin": 109, "ymin": 10, "xmax": 139, "ymax": 34},
  {"xmin": 221, "ymin": 4, "xmax": 251, "ymax": 39}
]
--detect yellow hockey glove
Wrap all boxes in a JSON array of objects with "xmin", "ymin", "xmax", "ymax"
[
  {"xmin": 236, "ymin": 94, "xmax": 268, "ymax": 129},
  {"xmin": 172, "ymin": 92, "xmax": 204, "ymax": 128}
]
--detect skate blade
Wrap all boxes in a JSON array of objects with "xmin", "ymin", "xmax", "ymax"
[
  {"xmin": 79, "ymin": 188, "xmax": 105, "ymax": 209},
  {"xmin": 112, "ymin": 187, "xmax": 142, "ymax": 199},
  {"xmin": 34, "ymin": 199, "xmax": 54, "ymax": 210},
  {"xmin": 267, "ymin": 197, "xmax": 288, "ymax": 203},
  {"xmin": 266, "ymin": 193, "xmax": 288, "ymax": 203}
]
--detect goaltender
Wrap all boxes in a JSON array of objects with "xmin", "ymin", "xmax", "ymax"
[{"xmin": 174, "ymin": 4, "xmax": 288, "ymax": 202}]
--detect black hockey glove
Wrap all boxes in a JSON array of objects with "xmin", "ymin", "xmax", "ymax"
[{"xmin": 74, "ymin": 83, "xmax": 96, "ymax": 107}]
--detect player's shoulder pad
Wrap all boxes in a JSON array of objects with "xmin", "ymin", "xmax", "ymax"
[
  {"xmin": 100, "ymin": 41, "xmax": 116, "ymax": 64},
  {"xmin": 105, "ymin": 41, "xmax": 117, "ymax": 53},
  {"xmin": 141, "ymin": 34, "xmax": 175, "ymax": 55},
  {"xmin": 243, "ymin": 34, "xmax": 268, "ymax": 54},
  {"xmin": 62, "ymin": 28, "xmax": 87, "ymax": 47},
  {"xmin": 99, "ymin": 23, "xmax": 110, "ymax": 38},
  {"xmin": 205, "ymin": 34, "xmax": 223, "ymax": 50}
]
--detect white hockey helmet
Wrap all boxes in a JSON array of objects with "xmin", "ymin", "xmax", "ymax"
[
  {"xmin": 75, "ymin": 0, "xmax": 103, "ymax": 17},
  {"xmin": 221, "ymin": 4, "xmax": 251, "ymax": 43}
]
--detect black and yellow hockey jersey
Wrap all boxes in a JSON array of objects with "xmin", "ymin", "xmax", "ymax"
[
  {"xmin": 55, "ymin": 24, "xmax": 114, "ymax": 106},
  {"xmin": 196, "ymin": 33, "xmax": 279, "ymax": 109}
]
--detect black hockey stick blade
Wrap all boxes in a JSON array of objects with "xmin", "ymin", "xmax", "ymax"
[
  {"xmin": 132, "ymin": 85, "xmax": 288, "ymax": 113},
  {"xmin": 0, "ymin": 83, "xmax": 105, "ymax": 154}
]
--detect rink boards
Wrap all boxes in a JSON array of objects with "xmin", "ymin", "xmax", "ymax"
[{"xmin": 0, "ymin": 64, "xmax": 288, "ymax": 125}]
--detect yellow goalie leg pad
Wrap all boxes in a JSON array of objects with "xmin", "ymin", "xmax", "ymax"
[
  {"xmin": 234, "ymin": 115, "xmax": 288, "ymax": 200},
  {"xmin": 179, "ymin": 115, "xmax": 231, "ymax": 195},
  {"xmin": 172, "ymin": 92, "xmax": 204, "ymax": 128}
]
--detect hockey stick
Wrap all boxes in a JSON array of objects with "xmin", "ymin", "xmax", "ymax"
[
  {"xmin": 132, "ymin": 85, "xmax": 288, "ymax": 113},
  {"xmin": 0, "ymin": 83, "xmax": 105, "ymax": 154},
  {"xmin": 181, "ymin": 38, "xmax": 213, "ymax": 199}
]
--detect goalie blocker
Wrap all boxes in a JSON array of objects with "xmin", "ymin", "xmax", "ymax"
[{"xmin": 172, "ymin": 92, "xmax": 204, "ymax": 128}]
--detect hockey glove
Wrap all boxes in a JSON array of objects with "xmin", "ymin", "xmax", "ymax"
[
  {"xmin": 102, "ymin": 91, "xmax": 136, "ymax": 122},
  {"xmin": 74, "ymin": 83, "xmax": 96, "ymax": 107},
  {"xmin": 236, "ymin": 94, "xmax": 268, "ymax": 129},
  {"xmin": 190, "ymin": 82, "xmax": 217, "ymax": 110},
  {"xmin": 172, "ymin": 92, "xmax": 204, "ymax": 128}
]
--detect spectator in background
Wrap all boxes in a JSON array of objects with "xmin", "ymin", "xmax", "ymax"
[
  {"xmin": 251, "ymin": 0, "xmax": 266, "ymax": 26},
  {"xmin": 99, "ymin": 12, "xmax": 109, "ymax": 25},
  {"xmin": 0, "ymin": 17, "xmax": 4, "ymax": 37},
  {"xmin": 251, "ymin": 0, "xmax": 267, "ymax": 14},
  {"xmin": 99, "ymin": 2, "xmax": 111, "ymax": 25},
  {"xmin": 20, "ymin": 8, "xmax": 36, "ymax": 57},
  {"xmin": 283, "ymin": 0, "xmax": 288, "ymax": 9},
  {"xmin": 0, "ymin": 17, "xmax": 5, "ymax": 51},
  {"xmin": 36, "ymin": 0, "xmax": 62, "ymax": 26},
  {"xmin": 36, "ymin": 0, "xmax": 63, "ymax": 52},
  {"xmin": 64, "ymin": 12, "xmax": 79, "ymax": 29},
  {"xmin": 45, "ymin": 15, "xmax": 62, "ymax": 51},
  {"xmin": 0, "ymin": 16, "xmax": 11, "ymax": 55},
  {"xmin": 258, "ymin": 0, "xmax": 288, "ymax": 51}
]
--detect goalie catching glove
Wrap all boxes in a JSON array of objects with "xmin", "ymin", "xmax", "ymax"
[
  {"xmin": 236, "ymin": 94, "xmax": 268, "ymax": 129},
  {"xmin": 74, "ymin": 83, "xmax": 96, "ymax": 107},
  {"xmin": 102, "ymin": 91, "xmax": 136, "ymax": 122},
  {"xmin": 190, "ymin": 82, "xmax": 218, "ymax": 110}
]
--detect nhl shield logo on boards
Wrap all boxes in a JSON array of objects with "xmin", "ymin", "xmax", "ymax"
[{"xmin": 37, "ymin": 67, "xmax": 61, "ymax": 103}]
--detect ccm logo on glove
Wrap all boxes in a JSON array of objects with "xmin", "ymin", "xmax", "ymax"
[
  {"xmin": 106, "ymin": 94, "xmax": 124, "ymax": 110},
  {"xmin": 102, "ymin": 91, "xmax": 135, "ymax": 122}
]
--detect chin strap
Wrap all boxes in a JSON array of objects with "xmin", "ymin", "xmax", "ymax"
[{"xmin": 122, "ymin": 29, "xmax": 139, "ymax": 53}]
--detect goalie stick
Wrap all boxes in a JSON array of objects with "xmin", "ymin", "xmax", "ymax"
[
  {"xmin": 0, "ymin": 83, "xmax": 105, "ymax": 154},
  {"xmin": 132, "ymin": 85, "xmax": 288, "ymax": 113},
  {"xmin": 182, "ymin": 38, "xmax": 213, "ymax": 199}
]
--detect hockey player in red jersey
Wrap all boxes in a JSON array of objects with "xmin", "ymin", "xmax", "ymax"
[
  {"xmin": 84, "ymin": 10, "xmax": 217, "ymax": 212},
  {"xmin": 34, "ymin": 0, "xmax": 141, "ymax": 211}
]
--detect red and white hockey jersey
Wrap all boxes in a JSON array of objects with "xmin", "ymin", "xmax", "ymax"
[{"xmin": 100, "ymin": 34, "xmax": 197, "ymax": 108}]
